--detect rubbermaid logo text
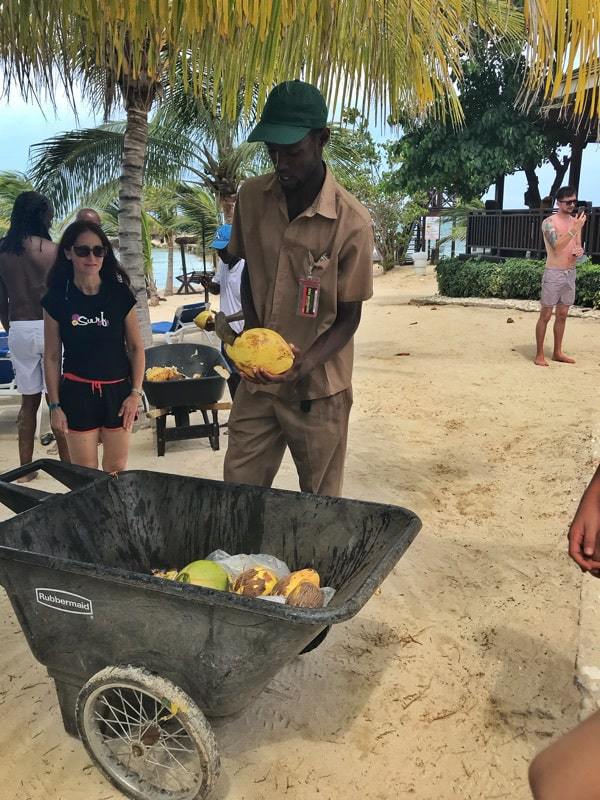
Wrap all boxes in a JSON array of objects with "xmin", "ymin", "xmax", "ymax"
[{"xmin": 35, "ymin": 588, "xmax": 93, "ymax": 616}]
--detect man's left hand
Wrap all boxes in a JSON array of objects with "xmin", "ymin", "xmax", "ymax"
[{"xmin": 241, "ymin": 345, "xmax": 304, "ymax": 384}]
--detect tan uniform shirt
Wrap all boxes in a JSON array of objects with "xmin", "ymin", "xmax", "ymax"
[{"xmin": 229, "ymin": 168, "xmax": 374, "ymax": 401}]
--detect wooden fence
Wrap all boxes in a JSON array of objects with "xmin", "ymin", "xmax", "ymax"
[{"xmin": 466, "ymin": 208, "xmax": 600, "ymax": 262}]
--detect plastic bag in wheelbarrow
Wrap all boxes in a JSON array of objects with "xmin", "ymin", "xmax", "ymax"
[{"xmin": 0, "ymin": 468, "xmax": 421, "ymax": 723}]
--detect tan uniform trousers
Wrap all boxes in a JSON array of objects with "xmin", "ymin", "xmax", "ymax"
[{"xmin": 223, "ymin": 382, "xmax": 353, "ymax": 496}]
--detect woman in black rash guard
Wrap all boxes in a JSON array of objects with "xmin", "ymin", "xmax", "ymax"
[{"xmin": 42, "ymin": 221, "xmax": 145, "ymax": 472}]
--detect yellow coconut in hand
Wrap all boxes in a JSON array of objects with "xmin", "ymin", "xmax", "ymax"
[
  {"xmin": 194, "ymin": 309, "xmax": 215, "ymax": 330},
  {"xmin": 225, "ymin": 329, "xmax": 294, "ymax": 378}
]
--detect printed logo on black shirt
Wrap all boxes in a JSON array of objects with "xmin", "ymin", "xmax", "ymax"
[{"xmin": 71, "ymin": 312, "xmax": 109, "ymax": 327}]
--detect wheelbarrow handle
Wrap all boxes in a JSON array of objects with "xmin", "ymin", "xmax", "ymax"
[{"xmin": 0, "ymin": 459, "xmax": 106, "ymax": 513}]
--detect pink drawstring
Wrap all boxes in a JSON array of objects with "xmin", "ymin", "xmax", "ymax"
[{"xmin": 63, "ymin": 373, "xmax": 126, "ymax": 398}]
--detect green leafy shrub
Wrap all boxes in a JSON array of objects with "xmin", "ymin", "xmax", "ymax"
[{"xmin": 436, "ymin": 257, "xmax": 600, "ymax": 309}]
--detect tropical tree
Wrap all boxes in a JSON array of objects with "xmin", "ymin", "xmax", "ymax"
[
  {"xmin": 388, "ymin": 37, "xmax": 574, "ymax": 208},
  {"xmin": 143, "ymin": 184, "xmax": 183, "ymax": 295},
  {"xmin": 28, "ymin": 108, "xmax": 369, "ymax": 222},
  {"xmin": 0, "ymin": 0, "xmax": 527, "ymax": 342},
  {"xmin": 1, "ymin": 1, "xmax": 597, "ymax": 337},
  {"xmin": 0, "ymin": 171, "xmax": 33, "ymax": 235}
]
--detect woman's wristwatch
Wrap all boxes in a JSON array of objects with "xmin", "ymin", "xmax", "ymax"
[
  {"xmin": 130, "ymin": 388, "xmax": 144, "ymax": 397},
  {"xmin": 48, "ymin": 402, "xmax": 61, "ymax": 411}
]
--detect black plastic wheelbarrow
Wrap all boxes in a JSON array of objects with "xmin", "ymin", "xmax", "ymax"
[{"xmin": 0, "ymin": 459, "xmax": 421, "ymax": 800}]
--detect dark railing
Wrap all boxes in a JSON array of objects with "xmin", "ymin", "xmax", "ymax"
[{"xmin": 466, "ymin": 208, "xmax": 600, "ymax": 262}]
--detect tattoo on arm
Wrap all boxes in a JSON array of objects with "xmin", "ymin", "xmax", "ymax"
[{"xmin": 542, "ymin": 219, "xmax": 558, "ymax": 248}]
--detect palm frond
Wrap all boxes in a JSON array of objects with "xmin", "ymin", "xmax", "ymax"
[
  {"xmin": 176, "ymin": 184, "xmax": 218, "ymax": 248},
  {"xmin": 29, "ymin": 124, "xmax": 127, "ymax": 216},
  {"xmin": 28, "ymin": 120, "xmax": 204, "ymax": 216},
  {"xmin": 0, "ymin": 170, "xmax": 34, "ymax": 236},
  {"xmin": 0, "ymin": 0, "xmax": 525, "ymax": 125},
  {"xmin": 522, "ymin": 1, "xmax": 600, "ymax": 126}
]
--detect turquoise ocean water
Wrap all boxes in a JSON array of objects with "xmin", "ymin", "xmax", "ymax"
[{"xmin": 151, "ymin": 247, "xmax": 212, "ymax": 291}]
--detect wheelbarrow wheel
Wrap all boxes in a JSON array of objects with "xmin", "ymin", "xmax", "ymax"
[{"xmin": 76, "ymin": 665, "xmax": 220, "ymax": 800}]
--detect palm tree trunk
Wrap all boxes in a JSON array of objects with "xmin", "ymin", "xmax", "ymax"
[
  {"xmin": 165, "ymin": 235, "xmax": 174, "ymax": 296},
  {"xmin": 118, "ymin": 103, "xmax": 153, "ymax": 347}
]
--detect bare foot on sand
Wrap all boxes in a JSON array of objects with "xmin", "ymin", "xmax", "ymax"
[
  {"xmin": 534, "ymin": 355, "xmax": 549, "ymax": 366},
  {"xmin": 15, "ymin": 472, "xmax": 38, "ymax": 483},
  {"xmin": 553, "ymin": 352, "xmax": 576, "ymax": 364}
]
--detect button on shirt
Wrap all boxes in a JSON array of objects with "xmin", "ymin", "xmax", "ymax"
[{"xmin": 228, "ymin": 167, "xmax": 374, "ymax": 401}]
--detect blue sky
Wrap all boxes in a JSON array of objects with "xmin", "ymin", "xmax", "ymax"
[{"xmin": 1, "ymin": 92, "xmax": 598, "ymax": 208}]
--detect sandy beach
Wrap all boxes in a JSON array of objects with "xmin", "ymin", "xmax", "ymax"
[{"xmin": 0, "ymin": 266, "xmax": 595, "ymax": 799}]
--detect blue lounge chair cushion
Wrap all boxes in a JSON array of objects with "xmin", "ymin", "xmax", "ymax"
[
  {"xmin": 151, "ymin": 321, "xmax": 175, "ymax": 335},
  {"xmin": 151, "ymin": 302, "xmax": 209, "ymax": 336}
]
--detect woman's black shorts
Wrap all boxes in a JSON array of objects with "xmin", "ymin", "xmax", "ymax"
[{"xmin": 60, "ymin": 376, "xmax": 132, "ymax": 432}]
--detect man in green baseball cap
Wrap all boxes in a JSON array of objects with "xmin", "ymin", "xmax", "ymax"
[
  {"xmin": 248, "ymin": 79, "xmax": 328, "ymax": 145},
  {"xmin": 222, "ymin": 80, "xmax": 374, "ymax": 497}
]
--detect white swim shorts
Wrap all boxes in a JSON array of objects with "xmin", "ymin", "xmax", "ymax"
[{"xmin": 7, "ymin": 320, "xmax": 45, "ymax": 394}]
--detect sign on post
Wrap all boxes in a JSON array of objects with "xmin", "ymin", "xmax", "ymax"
[{"xmin": 425, "ymin": 216, "xmax": 441, "ymax": 241}]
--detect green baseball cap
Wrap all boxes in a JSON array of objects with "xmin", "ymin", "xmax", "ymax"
[{"xmin": 248, "ymin": 80, "xmax": 328, "ymax": 145}]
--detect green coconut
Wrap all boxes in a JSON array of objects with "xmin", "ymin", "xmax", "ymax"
[{"xmin": 176, "ymin": 560, "xmax": 228, "ymax": 591}]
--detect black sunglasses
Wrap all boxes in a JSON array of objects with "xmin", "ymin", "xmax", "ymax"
[
  {"xmin": 72, "ymin": 245, "xmax": 107, "ymax": 258},
  {"xmin": 558, "ymin": 199, "xmax": 577, "ymax": 205}
]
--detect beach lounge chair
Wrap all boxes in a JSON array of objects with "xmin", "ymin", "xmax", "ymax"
[{"xmin": 151, "ymin": 302, "xmax": 216, "ymax": 345}]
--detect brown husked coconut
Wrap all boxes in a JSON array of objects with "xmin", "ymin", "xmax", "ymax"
[
  {"xmin": 286, "ymin": 582, "xmax": 324, "ymax": 608},
  {"xmin": 271, "ymin": 568, "xmax": 320, "ymax": 597},
  {"xmin": 232, "ymin": 567, "xmax": 278, "ymax": 597}
]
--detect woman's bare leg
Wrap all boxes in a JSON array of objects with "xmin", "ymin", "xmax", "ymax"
[
  {"xmin": 100, "ymin": 427, "xmax": 131, "ymax": 473},
  {"xmin": 66, "ymin": 430, "xmax": 100, "ymax": 469}
]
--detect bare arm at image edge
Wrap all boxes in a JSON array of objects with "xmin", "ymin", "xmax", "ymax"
[{"xmin": 568, "ymin": 465, "xmax": 600, "ymax": 574}]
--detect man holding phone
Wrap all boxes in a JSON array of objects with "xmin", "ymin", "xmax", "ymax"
[{"xmin": 534, "ymin": 185, "xmax": 587, "ymax": 367}]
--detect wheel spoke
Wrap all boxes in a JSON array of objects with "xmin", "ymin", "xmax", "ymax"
[
  {"xmin": 99, "ymin": 695, "xmax": 134, "ymax": 738},
  {"xmin": 100, "ymin": 694, "xmax": 131, "ymax": 723},
  {"xmin": 159, "ymin": 743, "xmax": 195, "ymax": 754},
  {"xmin": 94, "ymin": 713, "xmax": 131, "ymax": 742},
  {"xmin": 83, "ymin": 678, "xmax": 209, "ymax": 797},
  {"xmin": 158, "ymin": 741, "xmax": 193, "ymax": 775},
  {"xmin": 159, "ymin": 724, "xmax": 188, "ymax": 743},
  {"xmin": 144, "ymin": 755, "xmax": 178, "ymax": 772},
  {"xmin": 97, "ymin": 700, "xmax": 131, "ymax": 736},
  {"xmin": 114, "ymin": 688, "xmax": 141, "ymax": 734},
  {"xmin": 151, "ymin": 699, "xmax": 171, "ymax": 726}
]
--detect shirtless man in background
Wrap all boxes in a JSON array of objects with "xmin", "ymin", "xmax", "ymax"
[
  {"xmin": 534, "ymin": 185, "xmax": 587, "ymax": 367},
  {"xmin": 0, "ymin": 192, "xmax": 69, "ymax": 476}
]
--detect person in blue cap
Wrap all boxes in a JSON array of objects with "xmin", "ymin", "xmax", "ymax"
[
  {"xmin": 222, "ymin": 80, "xmax": 374, "ymax": 496},
  {"xmin": 200, "ymin": 223, "xmax": 243, "ymax": 398}
]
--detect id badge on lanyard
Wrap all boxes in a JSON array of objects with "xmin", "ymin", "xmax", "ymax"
[
  {"xmin": 297, "ymin": 276, "xmax": 321, "ymax": 317},
  {"xmin": 297, "ymin": 252, "xmax": 327, "ymax": 318}
]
